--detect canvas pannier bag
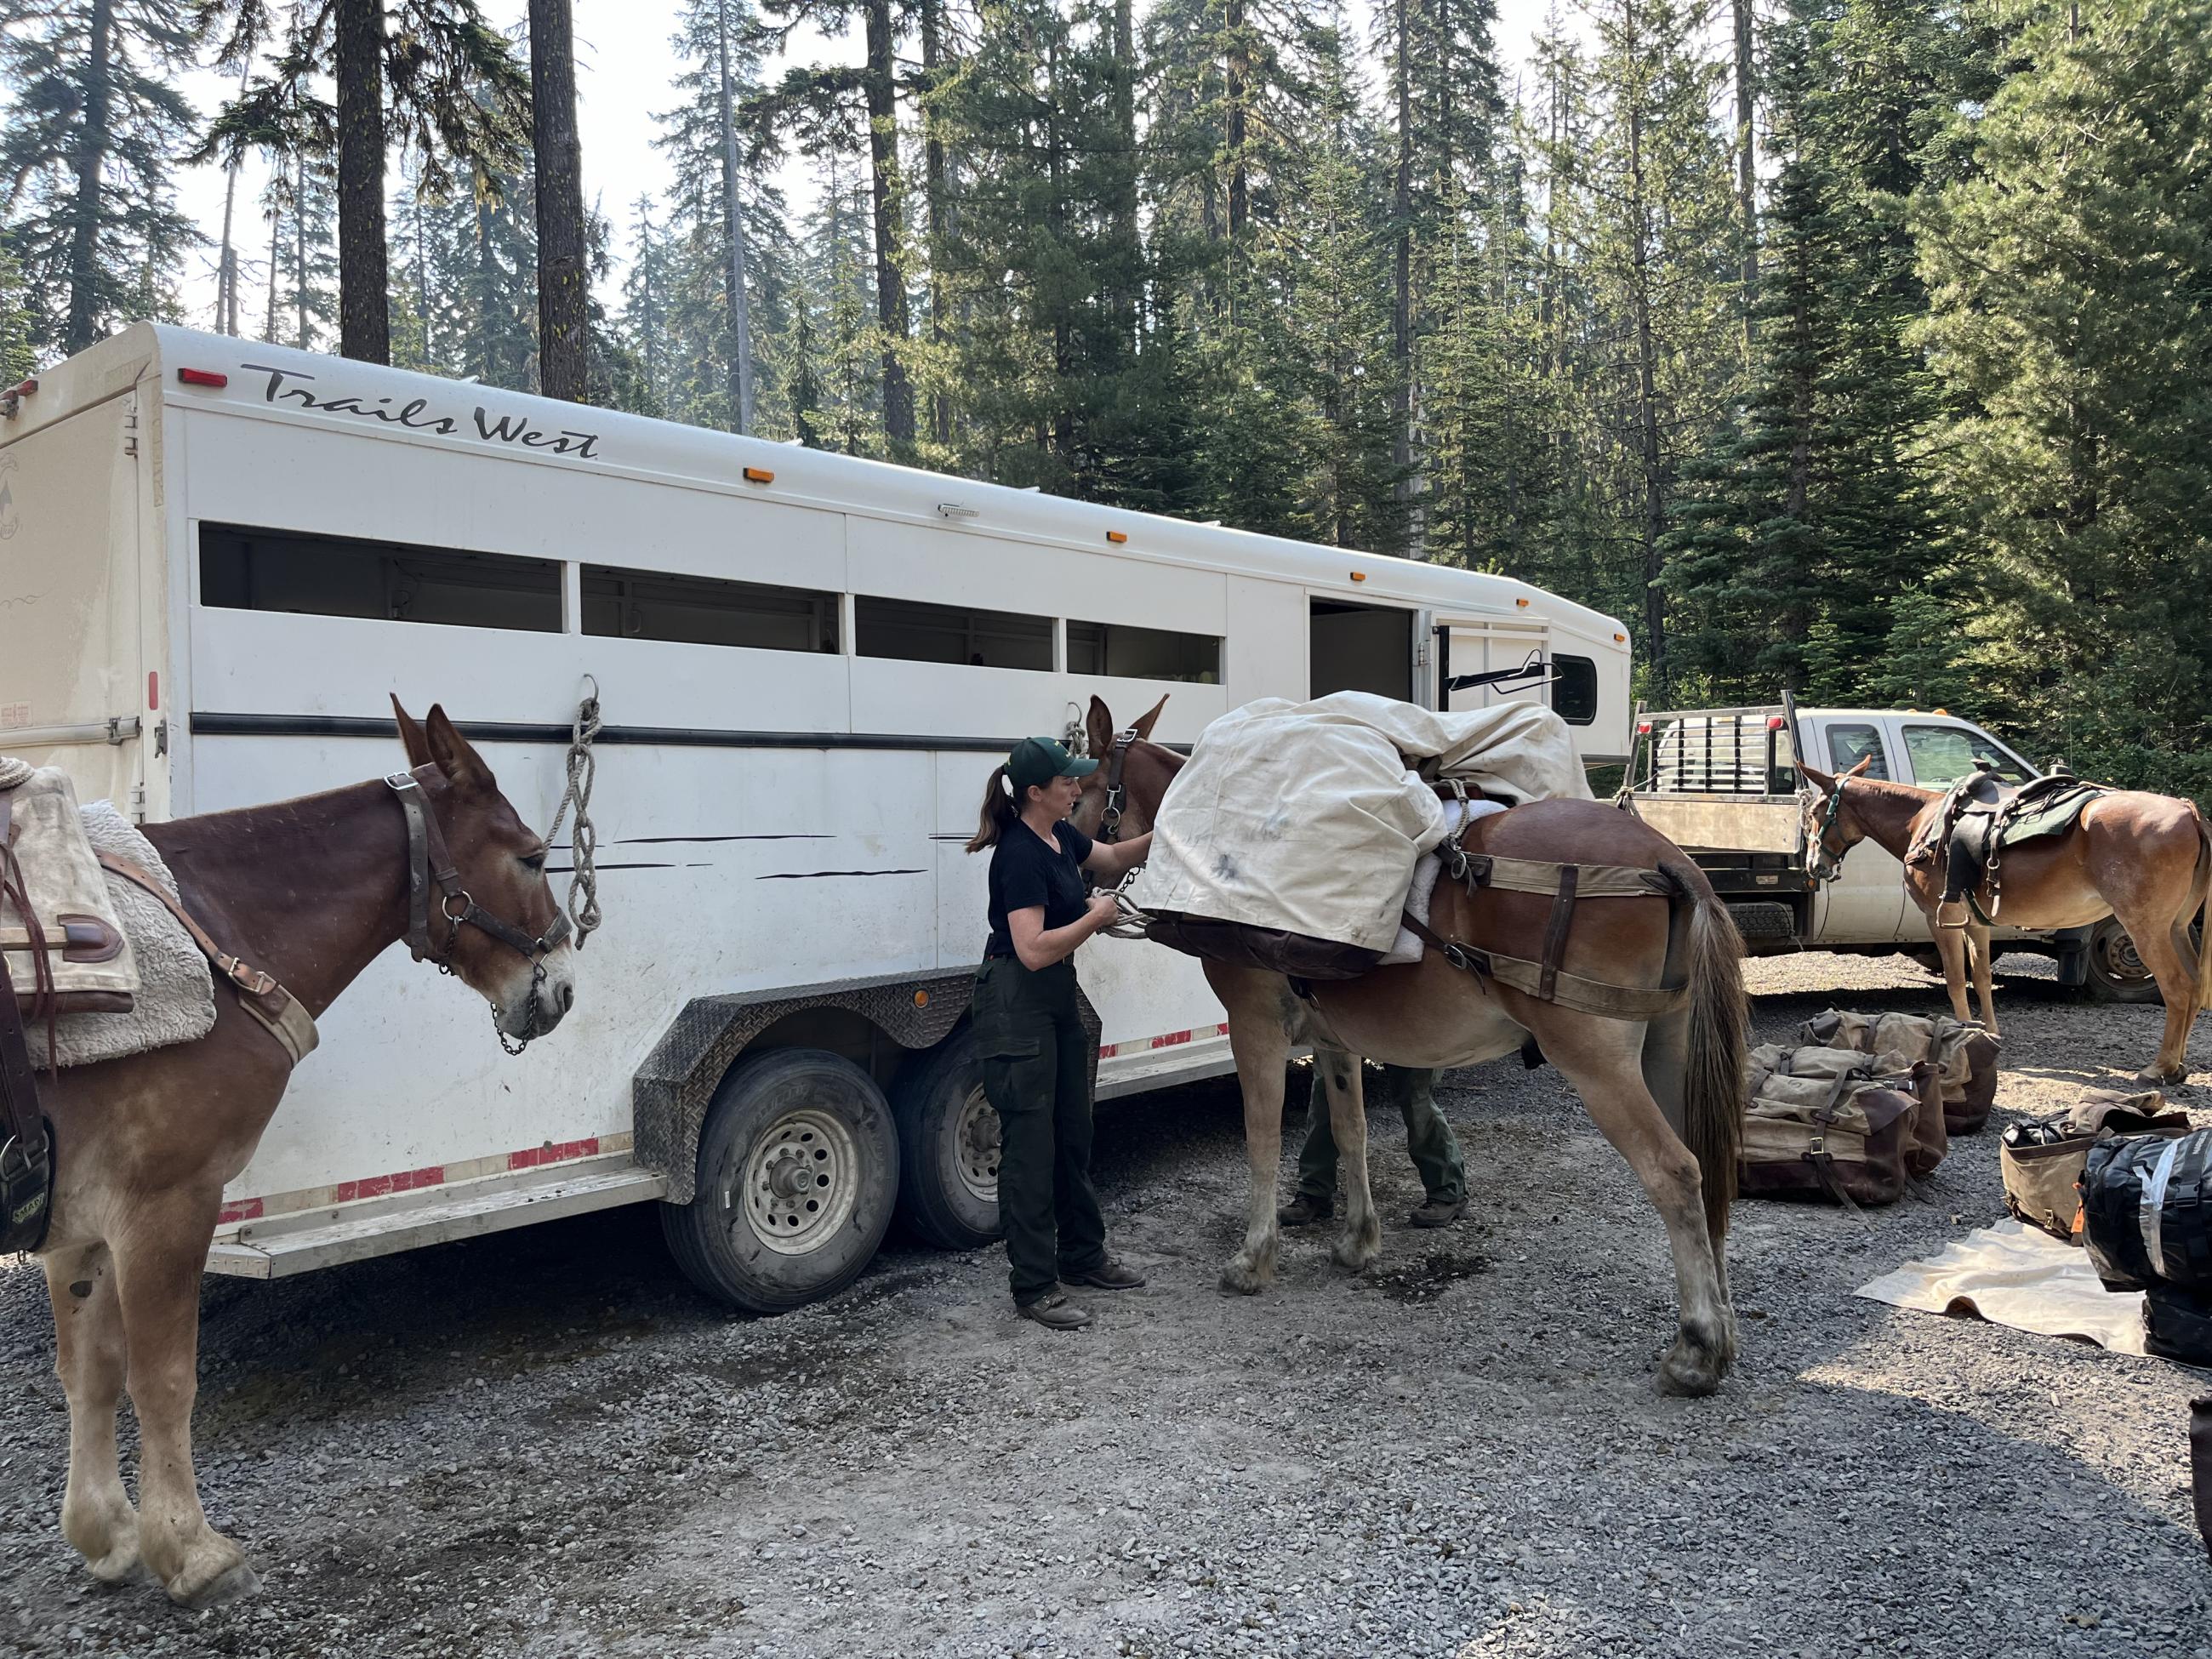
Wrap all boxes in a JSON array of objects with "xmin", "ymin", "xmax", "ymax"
[
  {"xmin": 0, "ymin": 759, "xmax": 137, "ymax": 1016},
  {"xmin": 1798, "ymin": 1007, "xmax": 1999, "ymax": 1135},
  {"xmin": 1739, "ymin": 1041, "xmax": 1946, "ymax": 1206},
  {"xmin": 2000, "ymin": 1092, "xmax": 2192, "ymax": 1245},
  {"xmin": 2082, "ymin": 1128, "xmax": 2212, "ymax": 1293}
]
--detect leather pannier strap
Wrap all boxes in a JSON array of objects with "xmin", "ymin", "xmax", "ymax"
[
  {"xmin": 95, "ymin": 853, "xmax": 318, "ymax": 1067},
  {"xmin": 1395, "ymin": 907, "xmax": 1690, "ymax": 1022},
  {"xmin": 1457, "ymin": 852, "xmax": 1675, "ymax": 899}
]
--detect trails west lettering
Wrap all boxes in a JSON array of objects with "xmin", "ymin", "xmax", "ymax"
[{"xmin": 240, "ymin": 364, "xmax": 602, "ymax": 459}]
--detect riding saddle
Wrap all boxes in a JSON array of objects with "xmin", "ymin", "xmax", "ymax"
[{"xmin": 1912, "ymin": 763, "xmax": 2105, "ymax": 925}]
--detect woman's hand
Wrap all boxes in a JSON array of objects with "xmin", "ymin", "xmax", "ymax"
[{"xmin": 1086, "ymin": 892, "xmax": 1121, "ymax": 932}]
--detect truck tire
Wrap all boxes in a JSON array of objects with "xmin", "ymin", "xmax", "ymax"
[
  {"xmin": 661, "ymin": 1047, "xmax": 899, "ymax": 1314},
  {"xmin": 2084, "ymin": 916, "xmax": 2163, "ymax": 1005},
  {"xmin": 892, "ymin": 1027, "xmax": 1004, "ymax": 1251}
]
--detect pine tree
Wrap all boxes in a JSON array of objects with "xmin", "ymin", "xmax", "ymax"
[
  {"xmin": 1916, "ymin": 0, "xmax": 2212, "ymax": 784},
  {"xmin": 0, "ymin": 0, "xmax": 204, "ymax": 358}
]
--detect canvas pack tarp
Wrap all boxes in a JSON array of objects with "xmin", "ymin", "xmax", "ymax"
[{"xmin": 1126, "ymin": 692, "xmax": 1593, "ymax": 955}]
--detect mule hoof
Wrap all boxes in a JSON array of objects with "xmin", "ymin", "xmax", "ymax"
[
  {"xmin": 174, "ymin": 1560, "xmax": 261, "ymax": 1611},
  {"xmin": 1218, "ymin": 1262, "xmax": 1266, "ymax": 1296},
  {"xmin": 1330, "ymin": 1238, "xmax": 1379, "ymax": 1274},
  {"xmin": 2135, "ymin": 1066, "xmax": 2188, "ymax": 1087},
  {"xmin": 85, "ymin": 1546, "xmax": 147, "ymax": 1588},
  {"xmin": 1657, "ymin": 1355, "xmax": 1724, "ymax": 1398}
]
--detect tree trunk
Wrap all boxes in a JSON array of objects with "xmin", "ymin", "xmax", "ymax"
[
  {"xmin": 922, "ymin": 0, "xmax": 953, "ymax": 445},
  {"xmin": 264, "ymin": 208, "xmax": 281, "ymax": 342},
  {"xmin": 214, "ymin": 49, "xmax": 254, "ymax": 336},
  {"xmin": 294, "ymin": 151, "xmax": 310, "ymax": 348},
  {"xmin": 335, "ymin": 0, "xmax": 391, "ymax": 362},
  {"xmin": 864, "ymin": 0, "xmax": 915, "ymax": 448},
  {"xmin": 531, "ymin": 0, "xmax": 590, "ymax": 402},
  {"xmin": 1109, "ymin": 0, "xmax": 1137, "ymax": 359},
  {"xmin": 1390, "ymin": 0, "xmax": 1413, "ymax": 518},
  {"xmin": 64, "ymin": 0, "xmax": 113, "ymax": 354},
  {"xmin": 715, "ymin": 3, "xmax": 755, "ymax": 432},
  {"xmin": 1225, "ymin": 0, "xmax": 1249, "ymax": 238},
  {"xmin": 1628, "ymin": 99, "xmax": 1668, "ymax": 695},
  {"xmin": 1733, "ymin": 0, "xmax": 1757, "ymax": 347}
]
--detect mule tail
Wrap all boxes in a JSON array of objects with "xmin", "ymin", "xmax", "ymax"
[
  {"xmin": 2194, "ymin": 807, "xmax": 2212, "ymax": 1013},
  {"xmin": 1671, "ymin": 860, "xmax": 1747, "ymax": 1241}
]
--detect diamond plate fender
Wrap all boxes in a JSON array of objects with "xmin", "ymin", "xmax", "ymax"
[{"xmin": 634, "ymin": 968, "xmax": 1101, "ymax": 1206}]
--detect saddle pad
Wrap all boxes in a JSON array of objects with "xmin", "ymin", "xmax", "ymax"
[
  {"xmin": 40, "ymin": 803, "xmax": 216, "ymax": 1070},
  {"xmin": 2, "ymin": 761, "xmax": 138, "ymax": 1010},
  {"xmin": 1374, "ymin": 799, "xmax": 1510, "ymax": 966},
  {"xmin": 1998, "ymin": 781, "xmax": 2104, "ymax": 847}
]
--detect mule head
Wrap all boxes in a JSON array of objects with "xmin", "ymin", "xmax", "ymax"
[
  {"xmin": 1070, "ymin": 693, "xmax": 1181, "ymax": 843},
  {"xmin": 391, "ymin": 697, "xmax": 578, "ymax": 1042},
  {"xmin": 1796, "ymin": 755, "xmax": 1873, "ymax": 881}
]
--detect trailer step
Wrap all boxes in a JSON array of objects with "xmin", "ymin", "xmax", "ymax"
[
  {"xmin": 205, "ymin": 1161, "xmax": 667, "ymax": 1279},
  {"xmin": 1725, "ymin": 901, "xmax": 1798, "ymax": 940}
]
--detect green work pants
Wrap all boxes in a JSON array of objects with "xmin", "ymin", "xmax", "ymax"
[
  {"xmin": 972, "ymin": 955, "xmax": 1108, "ymax": 1306},
  {"xmin": 1295, "ymin": 1063, "xmax": 1466, "ymax": 1206}
]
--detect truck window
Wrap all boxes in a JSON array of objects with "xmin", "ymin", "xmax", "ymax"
[
  {"xmin": 1550, "ymin": 654, "xmax": 1598, "ymax": 725},
  {"xmin": 1825, "ymin": 723, "xmax": 1890, "ymax": 780},
  {"xmin": 1901, "ymin": 724, "xmax": 2033, "ymax": 789}
]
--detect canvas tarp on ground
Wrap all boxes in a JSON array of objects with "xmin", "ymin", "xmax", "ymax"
[{"xmin": 1126, "ymin": 692, "xmax": 1593, "ymax": 955}]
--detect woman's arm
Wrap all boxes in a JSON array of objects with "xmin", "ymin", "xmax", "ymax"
[
  {"xmin": 1081, "ymin": 830, "xmax": 1153, "ymax": 881},
  {"xmin": 1008, "ymin": 895, "xmax": 1122, "ymax": 972}
]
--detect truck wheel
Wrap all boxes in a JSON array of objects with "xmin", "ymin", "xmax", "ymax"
[
  {"xmin": 892, "ymin": 1028, "xmax": 1004, "ymax": 1251},
  {"xmin": 2084, "ymin": 917, "xmax": 2162, "ymax": 1004},
  {"xmin": 661, "ymin": 1047, "xmax": 899, "ymax": 1314}
]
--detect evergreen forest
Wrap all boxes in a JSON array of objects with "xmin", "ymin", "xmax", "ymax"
[{"xmin": 4, "ymin": 0, "xmax": 2208, "ymax": 794}]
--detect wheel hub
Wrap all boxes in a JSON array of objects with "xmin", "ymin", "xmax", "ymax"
[
  {"xmin": 735, "ymin": 1106, "xmax": 862, "ymax": 1255},
  {"xmin": 954, "ymin": 1087, "xmax": 1001, "ymax": 1205}
]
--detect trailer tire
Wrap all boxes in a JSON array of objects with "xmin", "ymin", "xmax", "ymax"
[
  {"xmin": 2083, "ymin": 916, "xmax": 2172, "ymax": 1005},
  {"xmin": 661, "ymin": 1047, "xmax": 899, "ymax": 1314},
  {"xmin": 892, "ymin": 1028, "xmax": 1003, "ymax": 1251}
]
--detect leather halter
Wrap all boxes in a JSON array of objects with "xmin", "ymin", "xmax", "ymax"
[
  {"xmin": 1097, "ymin": 729, "xmax": 1138, "ymax": 842},
  {"xmin": 385, "ymin": 767, "xmax": 570, "ymax": 1052},
  {"xmin": 1808, "ymin": 778, "xmax": 1852, "ymax": 882}
]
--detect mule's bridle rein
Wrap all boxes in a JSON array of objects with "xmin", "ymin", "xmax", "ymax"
[
  {"xmin": 1097, "ymin": 728, "xmax": 1137, "ymax": 846},
  {"xmin": 386, "ymin": 767, "xmax": 571, "ymax": 1055}
]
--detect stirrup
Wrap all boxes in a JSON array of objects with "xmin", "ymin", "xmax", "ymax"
[{"xmin": 1936, "ymin": 899, "xmax": 1970, "ymax": 930}]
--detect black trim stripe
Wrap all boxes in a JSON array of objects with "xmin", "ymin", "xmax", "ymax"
[{"xmin": 189, "ymin": 713, "xmax": 1020, "ymax": 752}]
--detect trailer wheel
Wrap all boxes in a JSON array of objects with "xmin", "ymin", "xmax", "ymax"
[
  {"xmin": 892, "ymin": 1028, "xmax": 1003, "ymax": 1251},
  {"xmin": 662, "ymin": 1047, "xmax": 899, "ymax": 1314},
  {"xmin": 2083, "ymin": 916, "xmax": 2178, "ymax": 1005}
]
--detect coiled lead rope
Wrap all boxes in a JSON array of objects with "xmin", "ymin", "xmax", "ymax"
[{"xmin": 544, "ymin": 677, "xmax": 603, "ymax": 949}]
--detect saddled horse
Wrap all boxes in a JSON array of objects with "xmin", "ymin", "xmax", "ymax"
[
  {"xmin": 1073, "ymin": 697, "xmax": 1747, "ymax": 1395},
  {"xmin": 1799, "ymin": 759, "xmax": 2212, "ymax": 1084},
  {"xmin": 19, "ymin": 704, "xmax": 576, "ymax": 1608}
]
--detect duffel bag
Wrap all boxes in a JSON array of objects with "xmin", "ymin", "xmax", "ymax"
[
  {"xmin": 2001, "ymin": 1092, "xmax": 2192, "ymax": 1245},
  {"xmin": 2082, "ymin": 1129, "xmax": 2212, "ymax": 1293},
  {"xmin": 2145, "ymin": 1285, "xmax": 2212, "ymax": 1368},
  {"xmin": 1738, "ymin": 1071, "xmax": 1921, "ymax": 1207},
  {"xmin": 1798, "ymin": 1007, "xmax": 1998, "ymax": 1135}
]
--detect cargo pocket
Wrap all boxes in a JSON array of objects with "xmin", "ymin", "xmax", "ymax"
[{"xmin": 980, "ymin": 1037, "xmax": 1046, "ymax": 1120}]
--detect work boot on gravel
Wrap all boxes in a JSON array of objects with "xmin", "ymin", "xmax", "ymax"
[
  {"xmin": 1408, "ymin": 1194, "xmax": 1467, "ymax": 1229},
  {"xmin": 1277, "ymin": 1193, "xmax": 1334, "ymax": 1227},
  {"xmin": 1018, "ymin": 1288, "xmax": 1093, "ymax": 1331},
  {"xmin": 1064, "ymin": 1257, "xmax": 1147, "ymax": 1291}
]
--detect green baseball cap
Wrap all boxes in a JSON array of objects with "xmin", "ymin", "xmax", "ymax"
[{"xmin": 1006, "ymin": 736, "xmax": 1099, "ymax": 791}]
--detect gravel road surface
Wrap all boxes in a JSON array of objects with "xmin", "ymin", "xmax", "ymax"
[{"xmin": 3, "ymin": 952, "xmax": 2209, "ymax": 1658}]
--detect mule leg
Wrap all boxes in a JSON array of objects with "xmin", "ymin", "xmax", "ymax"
[
  {"xmin": 1532, "ymin": 1009, "xmax": 1733, "ymax": 1396},
  {"xmin": 1930, "ymin": 919, "xmax": 1976, "ymax": 1026},
  {"xmin": 43, "ymin": 1242, "xmax": 142, "ymax": 1584},
  {"xmin": 1966, "ymin": 923, "xmax": 1999, "ymax": 1034},
  {"xmin": 1314, "ymin": 1046, "xmax": 1382, "ymax": 1274},
  {"xmin": 1210, "ymin": 967, "xmax": 1295, "ymax": 1296},
  {"xmin": 2120, "ymin": 908, "xmax": 2198, "ymax": 1084},
  {"xmin": 111, "ymin": 1198, "xmax": 260, "ymax": 1610}
]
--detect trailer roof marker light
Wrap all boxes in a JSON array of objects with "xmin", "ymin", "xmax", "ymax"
[
  {"xmin": 1106, "ymin": 530, "xmax": 1128, "ymax": 544},
  {"xmin": 1516, "ymin": 596, "xmax": 1531, "ymax": 607},
  {"xmin": 1348, "ymin": 571, "xmax": 1366, "ymax": 582},
  {"xmin": 742, "ymin": 465, "xmax": 775, "ymax": 484},
  {"xmin": 1613, "ymin": 632, "xmax": 1627, "ymax": 642},
  {"xmin": 177, "ymin": 368, "xmax": 229, "ymax": 389}
]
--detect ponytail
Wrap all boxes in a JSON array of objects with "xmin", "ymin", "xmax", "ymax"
[{"xmin": 966, "ymin": 765, "xmax": 1020, "ymax": 852}]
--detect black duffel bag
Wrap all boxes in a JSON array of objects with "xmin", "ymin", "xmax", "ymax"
[
  {"xmin": 2145, "ymin": 1286, "xmax": 2212, "ymax": 1368},
  {"xmin": 2082, "ymin": 1129, "xmax": 2212, "ymax": 1293}
]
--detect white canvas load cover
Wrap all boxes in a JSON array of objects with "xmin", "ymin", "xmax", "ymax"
[{"xmin": 1128, "ymin": 691, "xmax": 1593, "ymax": 954}]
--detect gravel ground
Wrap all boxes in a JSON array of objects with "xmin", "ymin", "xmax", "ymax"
[{"xmin": 3, "ymin": 950, "xmax": 2209, "ymax": 1659}]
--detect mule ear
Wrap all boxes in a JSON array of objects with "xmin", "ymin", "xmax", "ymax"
[
  {"xmin": 391, "ymin": 696, "xmax": 432, "ymax": 771},
  {"xmin": 424, "ymin": 704, "xmax": 496, "ymax": 791},
  {"xmin": 1844, "ymin": 755, "xmax": 1874, "ymax": 778},
  {"xmin": 1799, "ymin": 762, "xmax": 1837, "ymax": 795},
  {"xmin": 1086, "ymin": 695, "xmax": 1115, "ymax": 760},
  {"xmin": 1131, "ymin": 693, "xmax": 1169, "ymax": 743}
]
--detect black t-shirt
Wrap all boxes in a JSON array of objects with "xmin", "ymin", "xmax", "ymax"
[{"xmin": 985, "ymin": 819, "xmax": 1094, "ymax": 959}]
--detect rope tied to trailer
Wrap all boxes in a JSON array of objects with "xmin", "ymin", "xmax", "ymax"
[{"xmin": 544, "ymin": 678, "xmax": 604, "ymax": 949}]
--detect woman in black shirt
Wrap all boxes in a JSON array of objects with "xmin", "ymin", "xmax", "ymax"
[{"xmin": 966, "ymin": 737, "xmax": 1154, "ymax": 1330}]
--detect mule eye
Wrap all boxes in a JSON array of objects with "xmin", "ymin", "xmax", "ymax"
[{"xmin": 521, "ymin": 850, "xmax": 547, "ymax": 873}]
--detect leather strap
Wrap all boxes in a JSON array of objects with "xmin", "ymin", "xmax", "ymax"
[
  {"xmin": 385, "ymin": 769, "xmax": 569, "ymax": 965},
  {"xmin": 95, "ymin": 853, "xmax": 318, "ymax": 1068},
  {"xmin": 0, "ymin": 950, "xmax": 54, "ymax": 1253},
  {"xmin": 1538, "ymin": 864, "xmax": 1579, "ymax": 1003},
  {"xmin": 388, "ymin": 771, "xmax": 439, "ymax": 962},
  {"xmin": 0, "ymin": 950, "xmax": 46, "ymax": 1150},
  {"xmin": 1394, "ymin": 905, "xmax": 1690, "ymax": 1022}
]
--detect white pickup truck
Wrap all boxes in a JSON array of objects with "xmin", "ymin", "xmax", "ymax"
[{"xmin": 1618, "ymin": 701, "xmax": 2149, "ymax": 1001}]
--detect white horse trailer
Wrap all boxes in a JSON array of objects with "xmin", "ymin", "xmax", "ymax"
[{"xmin": 0, "ymin": 324, "xmax": 1633, "ymax": 1310}]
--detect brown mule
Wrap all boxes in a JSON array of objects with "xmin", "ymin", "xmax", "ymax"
[
  {"xmin": 26, "ymin": 703, "xmax": 577, "ymax": 1608},
  {"xmin": 1072, "ymin": 696, "xmax": 1748, "ymax": 1395},
  {"xmin": 1800, "ymin": 759, "xmax": 2212, "ymax": 1085}
]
